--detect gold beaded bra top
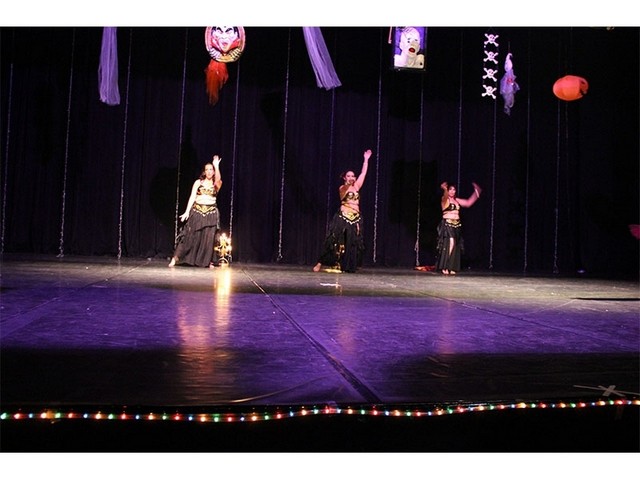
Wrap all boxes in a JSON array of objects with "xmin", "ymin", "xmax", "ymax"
[
  {"xmin": 442, "ymin": 202, "xmax": 460, "ymax": 213},
  {"xmin": 342, "ymin": 191, "xmax": 360, "ymax": 203},
  {"xmin": 196, "ymin": 183, "xmax": 217, "ymax": 198}
]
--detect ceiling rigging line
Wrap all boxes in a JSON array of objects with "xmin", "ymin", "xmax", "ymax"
[
  {"xmin": 229, "ymin": 57, "xmax": 242, "ymax": 240},
  {"xmin": 523, "ymin": 28, "xmax": 532, "ymax": 273},
  {"xmin": 1, "ymin": 31, "xmax": 15, "ymax": 255},
  {"xmin": 414, "ymin": 74, "xmax": 425, "ymax": 267},
  {"xmin": 57, "ymin": 28, "xmax": 76, "ymax": 258},
  {"xmin": 372, "ymin": 31, "xmax": 383, "ymax": 265},
  {"xmin": 117, "ymin": 28, "xmax": 133, "ymax": 259},
  {"xmin": 276, "ymin": 28, "xmax": 292, "ymax": 262}
]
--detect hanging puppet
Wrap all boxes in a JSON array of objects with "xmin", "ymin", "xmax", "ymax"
[
  {"xmin": 500, "ymin": 53, "xmax": 520, "ymax": 115},
  {"xmin": 204, "ymin": 26, "xmax": 245, "ymax": 105}
]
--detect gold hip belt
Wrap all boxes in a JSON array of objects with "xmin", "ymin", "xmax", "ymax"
[
  {"xmin": 193, "ymin": 203, "xmax": 217, "ymax": 215},
  {"xmin": 340, "ymin": 211, "xmax": 361, "ymax": 223}
]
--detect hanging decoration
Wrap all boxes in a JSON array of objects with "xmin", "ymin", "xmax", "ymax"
[
  {"xmin": 390, "ymin": 27, "xmax": 427, "ymax": 71},
  {"xmin": 553, "ymin": 75, "xmax": 589, "ymax": 101},
  {"xmin": 499, "ymin": 53, "xmax": 520, "ymax": 115},
  {"xmin": 481, "ymin": 32, "xmax": 499, "ymax": 100},
  {"xmin": 98, "ymin": 27, "xmax": 120, "ymax": 106},
  {"xmin": 302, "ymin": 27, "xmax": 342, "ymax": 90},
  {"xmin": 204, "ymin": 26, "xmax": 245, "ymax": 105}
]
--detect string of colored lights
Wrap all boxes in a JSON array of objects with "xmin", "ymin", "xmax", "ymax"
[{"xmin": 2, "ymin": 399, "xmax": 637, "ymax": 424}]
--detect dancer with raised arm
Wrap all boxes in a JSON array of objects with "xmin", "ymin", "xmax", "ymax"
[
  {"xmin": 169, "ymin": 155, "xmax": 222, "ymax": 268},
  {"xmin": 313, "ymin": 149, "xmax": 372, "ymax": 273},
  {"xmin": 436, "ymin": 181, "xmax": 482, "ymax": 275}
]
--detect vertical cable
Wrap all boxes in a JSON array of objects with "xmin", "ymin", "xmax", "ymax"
[
  {"xmin": 322, "ymin": 28, "xmax": 338, "ymax": 234},
  {"xmin": 553, "ymin": 102, "xmax": 562, "ymax": 274},
  {"xmin": 523, "ymin": 29, "xmax": 532, "ymax": 273},
  {"xmin": 324, "ymin": 89, "xmax": 337, "ymax": 231},
  {"xmin": 488, "ymin": 99, "xmax": 497, "ymax": 270},
  {"xmin": 229, "ymin": 61, "xmax": 241, "ymax": 239},
  {"xmin": 486, "ymin": 28, "xmax": 500, "ymax": 270},
  {"xmin": 456, "ymin": 30, "xmax": 464, "ymax": 188},
  {"xmin": 276, "ymin": 28, "xmax": 291, "ymax": 261},
  {"xmin": 372, "ymin": 32, "xmax": 383, "ymax": 265},
  {"xmin": 117, "ymin": 29, "xmax": 133, "ymax": 259},
  {"xmin": 561, "ymin": 96, "xmax": 571, "ymax": 271},
  {"xmin": 1, "ymin": 37, "xmax": 14, "ymax": 254},
  {"xmin": 57, "ymin": 28, "xmax": 76, "ymax": 258},
  {"xmin": 552, "ymin": 32, "xmax": 566, "ymax": 275},
  {"xmin": 414, "ymin": 76, "xmax": 425, "ymax": 266},
  {"xmin": 563, "ymin": 28, "xmax": 576, "ymax": 271},
  {"xmin": 172, "ymin": 29, "xmax": 189, "ymax": 246}
]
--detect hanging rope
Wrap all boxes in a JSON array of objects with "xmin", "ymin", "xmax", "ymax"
[
  {"xmin": 488, "ymin": 98, "xmax": 497, "ymax": 270},
  {"xmin": 116, "ymin": 29, "xmax": 133, "ymax": 260},
  {"xmin": 562, "ymin": 29, "xmax": 577, "ymax": 272},
  {"xmin": 1, "ymin": 59, "xmax": 14, "ymax": 254},
  {"xmin": 413, "ymin": 76, "xmax": 425, "ymax": 267},
  {"xmin": 479, "ymin": 28, "xmax": 500, "ymax": 271},
  {"xmin": 562, "ymin": 101, "xmax": 574, "ymax": 271},
  {"xmin": 552, "ymin": 31, "xmax": 570, "ymax": 275},
  {"xmin": 324, "ymin": 89, "xmax": 337, "ymax": 231},
  {"xmin": 456, "ymin": 30, "xmax": 464, "ymax": 188},
  {"xmin": 523, "ymin": 29, "xmax": 532, "ymax": 273},
  {"xmin": 276, "ymin": 29, "xmax": 292, "ymax": 262},
  {"xmin": 57, "ymin": 28, "xmax": 76, "ymax": 258},
  {"xmin": 172, "ymin": 29, "xmax": 189, "ymax": 248},
  {"xmin": 553, "ymin": 102, "xmax": 562, "ymax": 274},
  {"xmin": 371, "ymin": 35, "xmax": 383, "ymax": 265},
  {"xmin": 229, "ymin": 60, "xmax": 241, "ymax": 239}
]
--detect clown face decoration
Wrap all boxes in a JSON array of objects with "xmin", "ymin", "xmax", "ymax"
[
  {"xmin": 205, "ymin": 26, "xmax": 245, "ymax": 63},
  {"xmin": 203, "ymin": 26, "xmax": 245, "ymax": 105}
]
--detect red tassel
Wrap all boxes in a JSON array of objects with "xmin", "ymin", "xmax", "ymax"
[{"xmin": 205, "ymin": 60, "xmax": 229, "ymax": 105}]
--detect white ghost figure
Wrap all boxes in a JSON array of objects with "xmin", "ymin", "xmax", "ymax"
[{"xmin": 500, "ymin": 53, "xmax": 520, "ymax": 115}]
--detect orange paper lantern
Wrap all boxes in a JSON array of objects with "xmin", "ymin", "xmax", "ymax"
[{"xmin": 553, "ymin": 75, "xmax": 589, "ymax": 101}]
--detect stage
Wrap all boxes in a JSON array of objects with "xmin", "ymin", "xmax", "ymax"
[{"xmin": 1, "ymin": 254, "xmax": 638, "ymax": 453}]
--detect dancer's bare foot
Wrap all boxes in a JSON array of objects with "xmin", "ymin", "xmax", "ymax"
[
  {"xmin": 168, "ymin": 257, "xmax": 177, "ymax": 267},
  {"xmin": 313, "ymin": 263, "xmax": 322, "ymax": 272},
  {"xmin": 449, "ymin": 270, "xmax": 456, "ymax": 275},
  {"xmin": 442, "ymin": 269, "xmax": 449, "ymax": 275}
]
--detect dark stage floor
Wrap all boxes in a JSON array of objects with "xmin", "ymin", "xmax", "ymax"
[{"xmin": 1, "ymin": 254, "xmax": 638, "ymax": 455}]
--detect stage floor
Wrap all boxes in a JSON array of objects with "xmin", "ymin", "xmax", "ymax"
[{"xmin": 1, "ymin": 254, "xmax": 639, "ymax": 452}]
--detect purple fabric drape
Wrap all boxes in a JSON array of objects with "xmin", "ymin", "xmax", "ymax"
[
  {"xmin": 302, "ymin": 27, "xmax": 341, "ymax": 90},
  {"xmin": 98, "ymin": 27, "xmax": 121, "ymax": 106}
]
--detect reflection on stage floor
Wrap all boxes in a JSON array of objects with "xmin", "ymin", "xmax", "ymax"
[{"xmin": 1, "ymin": 254, "xmax": 638, "ymax": 452}]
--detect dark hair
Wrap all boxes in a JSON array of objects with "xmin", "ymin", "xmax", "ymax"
[
  {"xmin": 199, "ymin": 162, "xmax": 214, "ymax": 181},
  {"xmin": 340, "ymin": 170, "xmax": 355, "ymax": 181}
]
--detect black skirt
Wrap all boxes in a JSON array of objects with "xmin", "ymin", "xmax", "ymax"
[
  {"xmin": 173, "ymin": 204, "xmax": 220, "ymax": 267},
  {"xmin": 316, "ymin": 211, "xmax": 364, "ymax": 273}
]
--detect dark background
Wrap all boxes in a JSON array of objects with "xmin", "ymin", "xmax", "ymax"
[{"xmin": 1, "ymin": 27, "xmax": 638, "ymax": 276}]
